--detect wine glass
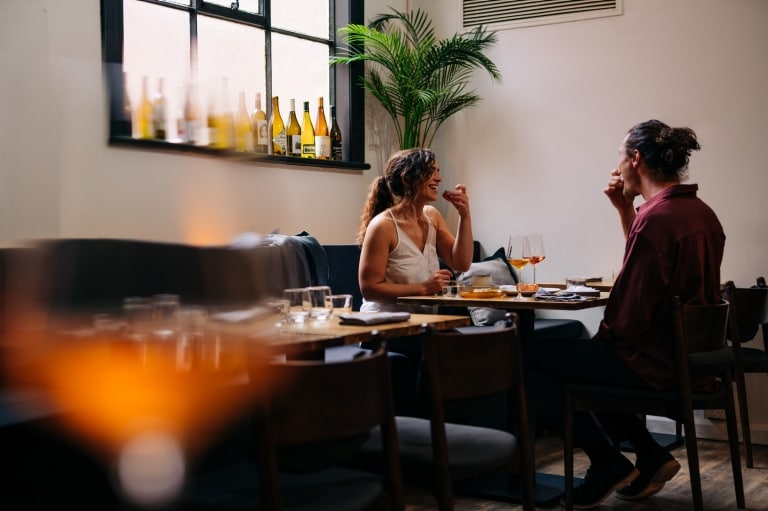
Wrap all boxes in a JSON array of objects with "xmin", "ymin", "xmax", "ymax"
[
  {"xmin": 507, "ymin": 235, "xmax": 531, "ymax": 299},
  {"xmin": 528, "ymin": 234, "xmax": 546, "ymax": 284}
]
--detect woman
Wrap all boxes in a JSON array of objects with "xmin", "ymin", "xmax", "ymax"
[
  {"xmin": 358, "ymin": 148, "xmax": 474, "ymax": 312},
  {"xmin": 353, "ymin": 148, "xmax": 474, "ymax": 415}
]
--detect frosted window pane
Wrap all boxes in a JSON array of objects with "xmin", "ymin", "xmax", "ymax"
[
  {"xmin": 197, "ymin": 16, "xmax": 267, "ymax": 121},
  {"xmin": 272, "ymin": 0, "xmax": 328, "ymax": 39},
  {"xmin": 124, "ymin": 0, "xmax": 190, "ymax": 140},
  {"xmin": 271, "ymin": 33, "xmax": 329, "ymax": 118}
]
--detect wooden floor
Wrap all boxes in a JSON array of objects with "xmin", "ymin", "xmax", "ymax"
[{"xmin": 404, "ymin": 434, "xmax": 768, "ymax": 510}]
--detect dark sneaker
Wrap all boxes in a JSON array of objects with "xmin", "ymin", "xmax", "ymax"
[
  {"xmin": 561, "ymin": 454, "xmax": 639, "ymax": 509},
  {"xmin": 615, "ymin": 450, "xmax": 681, "ymax": 500}
]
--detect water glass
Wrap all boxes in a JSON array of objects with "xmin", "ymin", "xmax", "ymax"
[
  {"xmin": 441, "ymin": 281, "xmax": 459, "ymax": 296},
  {"xmin": 123, "ymin": 296, "xmax": 153, "ymax": 340},
  {"xmin": 307, "ymin": 285, "xmax": 332, "ymax": 320},
  {"xmin": 327, "ymin": 294, "xmax": 353, "ymax": 315},
  {"xmin": 283, "ymin": 288, "xmax": 310, "ymax": 323},
  {"xmin": 152, "ymin": 294, "xmax": 180, "ymax": 339}
]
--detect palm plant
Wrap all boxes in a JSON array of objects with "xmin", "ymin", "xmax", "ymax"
[{"xmin": 330, "ymin": 8, "xmax": 501, "ymax": 150}]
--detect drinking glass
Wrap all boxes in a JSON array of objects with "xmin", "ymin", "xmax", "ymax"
[
  {"xmin": 327, "ymin": 294, "xmax": 353, "ymax": 315},
  {"xmin": 306, "ymin": 285, "xmax": 333, "ymax": 320},
  {"xmin": 528, "ymin": 234, "xmax": 546, "ymax": 284},
  {"xmin": 507, "ymin": 235, "xmax": 531, "ymax": 298},
  {"xmin": 123, "ymin": 296, "xmax": 153, "ymax": 340},
  {"xmin": 283, "ymin": 288, "xmax": 310, "ymax": 323},
  {"xmin": 152, "ymin": 294, "xmax": 181, "ymax": 339}
]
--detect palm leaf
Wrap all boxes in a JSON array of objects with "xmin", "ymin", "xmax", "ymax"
[{"xmin": 331, "ymin": 7, "xmax": 501, "ymax": 150}]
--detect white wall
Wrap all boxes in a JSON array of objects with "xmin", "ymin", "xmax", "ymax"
[{"xmin": 2, "ymin": 0, "xmax": 766, "ymax": 440}]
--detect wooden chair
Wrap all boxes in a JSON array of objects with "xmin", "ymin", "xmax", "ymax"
[
  {"xmin": 182, "ymin": 342, "xmax": 404, "ymax": 511},
  {"xmin": 723, "ymin": 278, "xmax": 768, "ymax": 468},
  {"xmin": 562, "ymin": 297, "xmax": 744, "ymax": 511},
  {"xmin": 359, "ymin": 315, "xmax": 535, "ymax": 511}
]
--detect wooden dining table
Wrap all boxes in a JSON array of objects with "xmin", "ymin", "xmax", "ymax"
[
  {"xmin": 210, "ymin": 310, "xmax": 472, "ymax": 357},
  {"xmin": 398, "ymin": 291, "xmax": 609, "ymax": 345}
]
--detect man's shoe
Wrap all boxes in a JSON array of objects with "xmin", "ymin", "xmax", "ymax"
[
  {"xmin": 560, "ymin": 454, "xmax": 639, "ymax": 509},
  {"xmin": 615, "ymin": 450, "xmax": 681, "ymax": 501}
]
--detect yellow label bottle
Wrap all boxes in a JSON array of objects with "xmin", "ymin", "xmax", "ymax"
[
  {"xmin": 139, "ymin": 76, "xmax": 154, "ymax": 139},
  {"xmin": 314, "ymin": 97, "xmax": 330, "ymax": 159},
  {"xmin": 286, "ymin": 98, "xmax": 301, "ymax": 157},
  {"xmin": 269, "ymin": 96, "xmax": 286, "ymax": 155},
  {"xmin": 252, "ymin": 92, "xmax": 268, "ymax": 155},
  {"xmin": 234, "ymin": 91, "xmax": 252, "ymax": 152},
  {"xmin": 301, "ymin": 101, "xmax": 315, "ymax": 158}
]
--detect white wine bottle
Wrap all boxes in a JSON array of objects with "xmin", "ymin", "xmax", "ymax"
[
  {"xmin": 139, "ymin": 76, "xmax": 154, "ymax": 139},
  {"xmin": 286, "ymin": 98, "xmax": 301, "ymax": 157},
  {"xmin": 330, "ymin": 105, "xmax": 342, "ymax": 161},
  {"xmin": 234, "ymin": 91, "xmax": 253, "ymax": 152},
  {"xmin": 252, "ymin": 92, "xmax": 268, "ymax": 155},
  {"xmin": 152, "ymin": 78, "xmax": 167, "ymax": 140},
  {"xmin": 269, "ymin": 96, "xmax": 286, "ymax": 155},
  {"xmin": 314, "ymin": 97, "xmax": 330, "ymax": 159},
  {"xmin": 301, "ymin": 101, "xmax": 315, "ymax": 158},
  {"xmin": 182, "ymin": 80, "xmax": 200, "ymax": 145}
]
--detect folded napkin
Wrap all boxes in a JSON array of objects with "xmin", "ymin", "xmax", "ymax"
[
  {"xmin": 338, "ymin": 312, "xmax": 411, "ymax": 325},
  {"xmin": 534, "ymin": 291, "xmax": 586, "ymax": 302}
]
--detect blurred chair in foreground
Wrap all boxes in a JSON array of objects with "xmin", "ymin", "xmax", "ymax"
[
  {"xmin": 562, "ymin": 297, "xmax": 744, "ymax": 511},
  {"xmin": 723, "ymin": 278, "xmax": 768, "ymax": 468},
  {"xmin": 182, "ymin": 343, "xmax": 403, "ymax": 511}
]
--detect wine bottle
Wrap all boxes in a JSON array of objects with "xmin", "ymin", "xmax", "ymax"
[
  {"xmin": 119, "ymin": 71, "xmax": 133, "ymax": 137},
  {"xmin": 182, "ymin": 80, "xmax": 200, "ymax": 145},
  {"xmin": 269, "ymin": 96, "xmax": 286, "ymax": 155},
  {"xmin": 314, "ymin": 97, "xmax": 330, "ymax": 159},
  {"xmin": 234, "ymin": 91, "xmax": 253, "ymax": 152},
  {"xmin": 209, "ymin": 77, "xmax": 234, "ymax": 149},
  {"xmin": 152, "ymin": 78, "xmax": 167, "ymax": 140},
  {"xmin": 139, "ymin": 76, "xmax": 154, "ymax": 139},
  {"xmin": 252, "ymin": 92, "xmax": 268, "ymax": 155},
  {"xmin": 330, "ymin": 105, "xmax": 342, "ymax": 161},
  {"xmin": 286, "ymin": 98, "xmax": 301, "ymax": 157},
  {"xmin": 301, "ymin": 101, "xmax": 315, "ymax": 158}
]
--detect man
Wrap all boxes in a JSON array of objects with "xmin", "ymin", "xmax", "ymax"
[{"xmin": 527, "ymin": 119, "xmax": 725, "ymax": 509}]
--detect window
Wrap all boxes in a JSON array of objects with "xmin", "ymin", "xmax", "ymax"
[{"xmin": 101, "ymin": 0, "xmax": 367, "ymax": 167}]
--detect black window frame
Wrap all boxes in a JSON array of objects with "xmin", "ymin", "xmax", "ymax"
[{"xmin": 100, "ymin": 0, "xmax": 368, "ymax": 170}]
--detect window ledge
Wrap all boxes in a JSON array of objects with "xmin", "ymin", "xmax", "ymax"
[{"xmin": 108, "ymin": 136, "xmax": 371, "ymax": 171}]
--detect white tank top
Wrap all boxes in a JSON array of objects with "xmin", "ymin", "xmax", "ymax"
[{"xmin": 360, "ymin": 208, "xmax": 439, "ymax": 313}]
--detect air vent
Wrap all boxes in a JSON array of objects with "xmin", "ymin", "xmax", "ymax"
[{"xmin": 462, "ymin": 0, "xmax": 622, "ymax": 29}]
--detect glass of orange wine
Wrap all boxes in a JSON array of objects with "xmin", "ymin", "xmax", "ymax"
[
  {"xmin": 507, "ymin": 235, "xmax": 531, "ymax": 299},
  {"xmin": 528, "ymin": 233, "xmax": 546, "ymax": 283}
]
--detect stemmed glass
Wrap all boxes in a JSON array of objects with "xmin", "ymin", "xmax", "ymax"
[
  {"xmin": 528, "ymin": 234, "xmax": 546, "ymax": 284},
  {"xmin": 507, "ymin": 235, "xmax": 531, "ymax": 299}
]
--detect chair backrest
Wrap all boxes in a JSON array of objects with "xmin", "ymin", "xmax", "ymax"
[
  {"xmin": 255, "ymin": 342, "xmax": 402, "ymax": 510},
  {"xmin": 421, "ymin": 318, "xmax": 523, "ymax": 405},
  {"xmin": 723, "ymin": 280, "xmax": 768, "ymax": 348},
  {"xmin": 672, "ymin": 297, "xmax": 733, "ymax": 394}
]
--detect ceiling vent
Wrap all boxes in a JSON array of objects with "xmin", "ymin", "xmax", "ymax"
[{"xmin": 462, "ymin": 0, "xmax": 623, "ymax": 30}]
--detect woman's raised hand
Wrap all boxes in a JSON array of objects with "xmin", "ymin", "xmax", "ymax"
[{"xmin": 442, "ymin": 184, "xmax": 470, "ymax": 218}]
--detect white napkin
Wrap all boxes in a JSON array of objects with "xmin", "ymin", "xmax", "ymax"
[{"xmin": 338, "ymin": 312, "xmax": 411, "ymax": 325}]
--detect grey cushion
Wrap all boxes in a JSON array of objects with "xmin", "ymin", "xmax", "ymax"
[
  {"xmin": 456, "ymin": 247, "xmax": 518, "ymax": 326},
  {"xmin": 361, "ymin": 416, "xmax": 516, "ymax": 481}
]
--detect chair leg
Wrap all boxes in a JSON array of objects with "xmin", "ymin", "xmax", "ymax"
[
  {"xmin": 681, "ymin": 411, "xmax": 704, "ymax": 511},
  {"xmin": 725, "ymin": 386, "xmax": 747, "ymax": 508},
  {"xmin": 734, "ymin": 369, "xmax": 754, "ymax": 468},
  {"xmin": 563, "ymin": 391, "xmax": 575, "ymax": 511}
]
